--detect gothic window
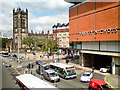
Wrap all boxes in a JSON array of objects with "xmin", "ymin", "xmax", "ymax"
[
  {"xmin": 14, "ymin": 18, "xmax": 18, "ymax": 28},
  {"xmin": 21, "ymin": 19, "xmax": 25, "ymax": 28}
]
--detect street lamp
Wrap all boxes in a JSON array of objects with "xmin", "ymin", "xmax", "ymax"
[
  {"xmin": 58, "ymin": 38, "xmax": 59, "ymax": 62},
  {"xmin": 17, "ymin": 33, "xmax": 20, "ymax": 63}
]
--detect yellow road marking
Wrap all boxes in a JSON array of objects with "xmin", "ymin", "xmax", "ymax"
[
  {"xmin": 13, "ymin": 67, "xmax": 20, "ymax": 75},
  {"xmin": 104, "ymin": 74, "xmax": 118, "ymax": 88}
]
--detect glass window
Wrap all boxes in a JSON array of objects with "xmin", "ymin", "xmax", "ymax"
[
  {"xmin": 63, "ymin": 33, "xmax": 66, "ymax": 36},
  {"xmin": 50, "ymin": 73, "xmax": 57, "ymax": 77},
  {"xmin": 66, "ymin": 69, "xmax": 76, "ymax": 75},
  {"xmin": 101, "ymin": 84, "xmax": 111, "ymax": 89}
]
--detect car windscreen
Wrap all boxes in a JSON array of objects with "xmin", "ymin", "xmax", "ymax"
[
  {"xmin": 66, "ymin": 69, "xmax": 76, "ymax": 75},
  {"xmin": 50, "ymin": 73, "xmax": 57, "ymax": 77},
  {"xmin": 83, "ymin": 74, "xmax": 90, "ymax": 76},
  {"xmin": 101, "ymin": 84, "xmax": 111, "ymax": 89},
  {"xmin": 44, "ymin": 66, "xmax": 50, "ymax": 70}
]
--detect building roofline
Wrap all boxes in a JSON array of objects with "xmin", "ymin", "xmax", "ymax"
[{"xmin": 69, "ymin": 0, "xmax": 90, "ymax": 9}]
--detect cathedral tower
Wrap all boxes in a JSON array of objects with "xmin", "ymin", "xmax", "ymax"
[{"xmin": 13, "ymin": 8, "xmax": 28, "ymax": 51}]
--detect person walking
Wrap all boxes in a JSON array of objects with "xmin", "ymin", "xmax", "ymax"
[{"xmin": 92, "ymin": 66, "xmax": 94, "ymax": 73}]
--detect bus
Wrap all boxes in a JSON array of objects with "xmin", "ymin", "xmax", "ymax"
[
  {"xmin": 15, "ymin": 74, "xmax": 58, "ymax": 90},
  {"xmin": 50, "ymin": 63, "xmax": 77, "ymax": 79}
]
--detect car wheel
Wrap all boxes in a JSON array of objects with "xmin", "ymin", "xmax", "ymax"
[{"xmin": 88, "ymin": 86, "xmax": 93, "ymax": 90}]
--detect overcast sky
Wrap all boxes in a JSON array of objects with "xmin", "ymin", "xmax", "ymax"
[{"xmin": 0, "ymin": 0, "xmax": 70, "ymax": 38}]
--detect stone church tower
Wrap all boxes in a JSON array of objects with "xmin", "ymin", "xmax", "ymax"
[{"xmin": 13, "ymin": 8, "xmax": 28, "ymax": 51}]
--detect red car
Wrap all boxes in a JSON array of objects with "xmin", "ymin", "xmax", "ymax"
[{"xmin": 89, "ymin": 79, "xmax": 112, "ymax": 90}]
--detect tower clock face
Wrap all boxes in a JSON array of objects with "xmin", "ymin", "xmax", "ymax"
[
  {"xmin": 15, "ymin": 29, "xmax": 17, "ymax": 32},
  {"xmin": 22, "ymin": 29, "xmax": 25, "ymax": 32}
]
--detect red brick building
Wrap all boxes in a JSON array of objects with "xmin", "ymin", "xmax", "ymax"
[{"xmin": 68, "ymin": 1, "xmax": 120, "ymax": 75}]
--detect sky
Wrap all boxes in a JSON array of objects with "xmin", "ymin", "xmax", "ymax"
[{"xmin": 0, "ymin": 0, "xmax": 71, "ymax": 38}]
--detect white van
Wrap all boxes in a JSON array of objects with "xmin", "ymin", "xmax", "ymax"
[{"xmin": 43, "ymin": 69, "xmax": 60, "ymax": 82}]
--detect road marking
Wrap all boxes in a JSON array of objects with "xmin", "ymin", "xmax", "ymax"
[
  {"xmin": 13, "ymin": 67, "xmax": 20, "ymax": 75},
  {"xmin": 17, "ymin": 66, "xmax": 22, "ymax": 68},
  {"xmin": 104, "ymin": 74, "xmax": 118, "ymax": 88}
]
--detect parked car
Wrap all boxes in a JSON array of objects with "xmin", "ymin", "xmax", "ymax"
[
  {"xmin": 43, "ymin": 69, "xmax": 60, "ymax": 82},
  {"xmin": 72, "ymin": 55, "xmax": 79, "ymax": 60},
  {"xmin": 36, "ymin": 60, "xmax": 42, "ymax": 65},
  {"xmin": 62, "ymin": 55, "xmax": 73, "ymax": 59},
  {"xmin": 100, "ymin": 68, "xmax": 109, "ymax": 73},
  {"xmin": 80, "ymin": 72, "xmax": 93, "ymax": 82},
  {"xmin": 89, "ymin": 79, "xmax": 112, "ymax": 90},
  {"xmin": 5, "ymin": 64, "xmax": 12, "ymax": 67}
]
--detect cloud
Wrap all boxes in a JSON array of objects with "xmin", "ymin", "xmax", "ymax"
[
  {"xmin": 0, "ymin": 0, "xmax": 70, "ymax": 38},
  {"xmin": 29, "ymin": 13, "xmax": 69, "ymax": 33}
]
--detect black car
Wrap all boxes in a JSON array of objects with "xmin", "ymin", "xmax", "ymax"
[
  {"xmin": 72, "ymin": 55, "xmax": 79, "ymax": 59},
  {"xmin": 36, "ymin": 60, "xmax": 42, "ymax": 65},
  {"xmin": 13, "ymin": 54, "xmax": 17, "ymax": 58},
  {"xmin": 62, "ymin": 55, "xmax": 73, "ymax": 59}
]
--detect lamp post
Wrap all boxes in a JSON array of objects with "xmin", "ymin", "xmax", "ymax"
[
  {"xmin": 17, "ymin": 33, "xmax": 20, "ymax": 63},
  {"xmin": 58, "ymin": 38, "xmax": 59, "ymax": 62}
]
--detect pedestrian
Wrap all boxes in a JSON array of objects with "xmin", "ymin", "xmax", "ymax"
[
  {"xmin": 47, "ymin": 55, "xmax": 49, "ymax": 59},
  {"xmin": 92, "ymin": 66, "xmax": 94, "ymax": 73},
  {"xmin": 66, "ymin": 59, "xmax": 69, "ymax": 64},
  {"xmin": 55, "ymin": 59, "xmax": 56, "ymax": 63}
]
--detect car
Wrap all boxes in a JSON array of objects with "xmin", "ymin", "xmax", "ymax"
[
  {"xmin": 9, "ymin": 53, "xmax": 13, "ymax": 57},
  {"xmin": 5, "ymin": 64, "xmax": 12, "ymax": 67},
  {"xmin": 43, "ymin": 69, "xmax": 60, "ymax": 82},
  {"xmin": 36, "ymin": 60, "xmax": 42, "ymax": 65},
  {"xmin": 72, "ymin": 55, "xmax": 79, "ymax": 59},
  {"xmin": 13, "ymin": 54, "xmax": 17, "ymax": 58},
  {"xmin": 100, "ymin": 68, "xmax": 109, "ymax": 73},
  {"xmin": 19, "ymin": 57, "xmax": 25, "ymax": 60},
  {"xmin": 62, "ymin": 55, "xmax": 73, "ymax": 59},
  {"xmin": 89, "ymin": 79, "xmax": 112, "ymax": 90},
  {"xmin": 80, "ymin": 72, "xmax": 93, "ymax": 82},
  {"xmin": 2, "ymin": 55, "xmax": 9, "ymax": 57}
]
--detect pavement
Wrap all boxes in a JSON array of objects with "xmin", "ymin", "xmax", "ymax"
[{"xmin": 4, "ymin": 52, "xmax": 120, "ymax": 89}]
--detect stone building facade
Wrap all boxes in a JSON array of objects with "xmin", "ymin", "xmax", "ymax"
[
  {"xmin": 13, "ymin": 8, "xmax": 28, "ymax": 51},
  {"xmin": 12, "ymin": 8, "xmax": 53, "ymax": 52}
]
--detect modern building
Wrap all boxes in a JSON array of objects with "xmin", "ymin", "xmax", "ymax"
[
  {"xmin": 53, "ymin": 23, "xmax": 69, "ymax": 54},
  {"xmin": 67, "ymin": 1, "xmax": 120, "ymax": 75}
]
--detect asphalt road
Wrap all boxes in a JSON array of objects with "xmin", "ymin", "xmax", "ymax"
[
  {"xmin": 33, "ymin": 60, "xmax": 105, "ymax": 89},
  {"xmin": 1, "ymin": 56, "xmax": 105, "ymax": 89},
  {"xmin": 1, "ymin": 60, "xmax": 20, "ymax": 89}
]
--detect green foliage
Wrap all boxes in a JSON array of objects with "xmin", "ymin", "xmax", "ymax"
[
  {"xmin": 22, "ymin": 36, "xmax": 58, "ymax": 53},
  {"xmin": 1, "ymin": 38, "xmax": 8, "ymax": 48},
  {"xmin": 22, "ymin": 36, "xmax": 39, "ymax": 49},
  {"xmin": 38, "ymin": 39, "xmax": 58, "ymax": 53}
]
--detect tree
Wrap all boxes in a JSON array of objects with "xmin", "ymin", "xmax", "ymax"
[
  {"xmin": 0, "ymin": 38, "xmax": 8, "ymax": 48},
  {"xmin": 22, "ymin": 36, "xmax": 39, "ymax": 50},
  {"xmin": 38, "ymin": 39, "xmax": 58, "ymax": 53},
  {"xmin": 23, "ymin": 36, "xmax": 58, "ymax": 53}
]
